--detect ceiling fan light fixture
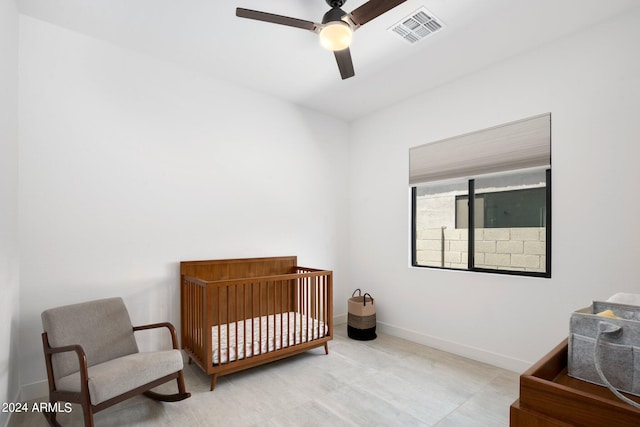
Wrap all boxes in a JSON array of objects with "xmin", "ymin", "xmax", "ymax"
[
  {"xmin": 319, "ymin": 21, "xmax": 353, "ymax": 51},
  {"xmin": 236, "ymin": 0, "xmax": 410, "ymax": 79}
]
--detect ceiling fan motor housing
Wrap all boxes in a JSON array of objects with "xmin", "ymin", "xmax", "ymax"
[
  {"xmin": 322, "ymin": 7, "xmax": 348, "ymax": 24},
  {"xmin": 326, "ymin": 0, "xmax": 347, "ymax": 9}
]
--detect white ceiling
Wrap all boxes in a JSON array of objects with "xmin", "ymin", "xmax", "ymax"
[{"xmin": 16, "ymin": 0, "xmax": 640, "ymax": 121}]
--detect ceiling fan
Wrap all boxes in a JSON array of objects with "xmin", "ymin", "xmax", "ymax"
[{"xmin": 236, "ymin": 0, "xmax": 408, "ymax": 80}]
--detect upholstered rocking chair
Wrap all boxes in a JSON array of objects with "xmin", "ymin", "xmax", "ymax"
[{"xmin": 41, "ymin": 297, "xmax": 190, "ymax": 427}]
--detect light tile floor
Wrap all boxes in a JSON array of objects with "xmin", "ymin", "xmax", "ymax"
[{"xmin": 9, "ymin": 327, "xmax": 520, "ymax": 426}]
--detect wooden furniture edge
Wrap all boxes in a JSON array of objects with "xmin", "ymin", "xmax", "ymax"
[
  {"xmin": 180, "ymin": 256, "xmax": 298, "ymax": 270},
  {"xmin": 515, "ymin": 339, "xmax": 640, "ymax": 426},
  {"xmin": 510, "ymin": 399, "xmax": 572, "ymax": 427}
]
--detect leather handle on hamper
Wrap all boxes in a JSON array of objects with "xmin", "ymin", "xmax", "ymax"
[
  {"xmin": 352, "ymin": 289, "xmax": 362, "ymax": 297},
  {"xmin": 594, "ymin": 321, "xmax": 640, "ymax": 409},
  {"xmin": 363, "ymin": 293, "xmax": 374, "ymax": 306}
]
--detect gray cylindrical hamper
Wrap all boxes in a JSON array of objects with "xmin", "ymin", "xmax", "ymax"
[{"xmin": 347, "ymin": 289, "xmax": 376, "ymax": 340}]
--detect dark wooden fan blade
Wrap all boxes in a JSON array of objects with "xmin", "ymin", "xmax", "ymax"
[
  {"xmin": 349, "ymin": 0, "xmax": 407, "ymax": 27},
  {"xmin": 236, "ymin": 8, "xmax": 318, "ymax": 31},
  {"xmin": 334, "ymin": 48, "xmax": 355, "ymax": 80}
]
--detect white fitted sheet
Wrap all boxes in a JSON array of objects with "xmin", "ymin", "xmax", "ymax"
[{"xmin": 211, "ymin": 312, "xmax": 327, "ymax": 364}]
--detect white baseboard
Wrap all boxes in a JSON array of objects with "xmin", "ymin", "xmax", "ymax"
[
  {"xmin": 376, "ymin": 321, "xmax": 532, "ymax": 373},
  {"xmin": 333, "ymin": 313, "xmax": 347, "ymax": 326}
]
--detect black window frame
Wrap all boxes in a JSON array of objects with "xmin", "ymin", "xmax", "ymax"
[{"xmin": 411, "ymin": 169, "xmax": 551, "ymax": 278}]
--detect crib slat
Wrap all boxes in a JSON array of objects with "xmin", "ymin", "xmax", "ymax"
[
  {"xmin": 266, "ymin": 281, "xmax": 269, "ymax": 355},
  {"xmin": 227, "ymin": 285, "xmax": 231, "ymax": 364},
  {"xmin": 196, "ymin": 281, "xmax": 200, "ymax": 356},
  {"xmin": 242, "ymin": 283, "xmax": 246, "ymax": 360},
  {"xmin": 305, "ymin": 276, "xmax": 309, "ymax": 343},
  {"xmin": 215, "ymin": 286, "xmax": 220, "ymax": 365},
  {"xmin": 234, "ymin": 284, "xmax": 238, "ymax": 362},
  {"xmin": 293, "ymin": 281, "xmax": 298, "ymax": 345},
  {"xmin": 259, "ymin": 282, "xmax": 263, "ymax": 355},
  {"xmin": 272, "ymin": 280, "xmax": 276, "ymax": 351},
  {"xmin": 323, "ymin": 275, "xmax": 327, "ymax": 337},
  {"xmin": 295, "ymin": 280, "xmax": 299, "ymax": 345},
  {"xmin": 251, "ymin": 283, "xmax": 255, "ymax": 359},
  {"xmin": 278, "ymin": 280, "xmax": 282, "ymax": 349}
]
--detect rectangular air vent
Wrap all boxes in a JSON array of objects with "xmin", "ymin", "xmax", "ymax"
[{"xmin": 388, "ymin": 6, "xmax": 444, "ymax": 44}]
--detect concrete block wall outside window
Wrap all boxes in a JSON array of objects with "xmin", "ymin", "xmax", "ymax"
[{"xmin": 415, "ymin": 227, "xmax": 545, "ymax": 273}]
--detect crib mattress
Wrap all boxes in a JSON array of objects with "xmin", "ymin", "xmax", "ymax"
[{"xmin": 211, "ymin": 312, "xmax": 327, "ymax": 364}]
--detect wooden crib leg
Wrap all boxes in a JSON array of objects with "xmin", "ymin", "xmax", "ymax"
[
  {"xmin": 210, "ymin": 374, "xmax": 218, "ymax": 391},
  {"xmin": 324, "ymin": 343, "xmax": 329, "ymax": 355}
]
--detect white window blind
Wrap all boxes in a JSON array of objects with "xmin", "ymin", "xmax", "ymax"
[{"xmin": 409, "ymin": 113, "xmax": 551, "ymax": 186}]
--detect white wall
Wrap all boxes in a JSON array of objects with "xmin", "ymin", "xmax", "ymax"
[
  {"xmin": 18, "ymin": 16, "xmax": 349, "ymax": 391},
  {"xmin": 0, "ymin": 0, "xmax": 20, "ymax": 423},
  {"xmin": 349, "ymin": 8, "xmax": 640, "ymax": 371}
]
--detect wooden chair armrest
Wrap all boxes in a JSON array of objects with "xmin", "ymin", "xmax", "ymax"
[
  {"xmin": 41, "ymin": 333, "xmax": 90, "ymax": 394},
  {"xmin": 43, "ymin": 342, "xmax": 82, "ymax": 355},
  {"xmin": 133, "ymin": 322, "xmax": 179, "ymax": 349}
]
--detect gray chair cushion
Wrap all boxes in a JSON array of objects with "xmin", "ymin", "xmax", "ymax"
[
  {"xmin": 55, "ymin": 350, "xmax": 184, "ymax": 405},
  {"xmin": 42, "ymin": 297, "xmax": 139, "ymax": 379}
]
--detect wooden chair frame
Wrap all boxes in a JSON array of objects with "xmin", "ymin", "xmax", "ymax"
[{"xmin": 41, "ymin": 322, "xmax": 190, "ymax": 427}]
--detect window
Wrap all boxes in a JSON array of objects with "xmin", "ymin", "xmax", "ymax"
[
  {"xmin": 456, "ymin": 186, "xmax": 546, "ymax": 229},
  {"xmin": 409, "ymin": 114, "xmax": 551, "ymax": 278}
]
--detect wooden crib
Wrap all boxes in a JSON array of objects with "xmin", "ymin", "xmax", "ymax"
[{"xmin": 180, "ymin": 256, "xmax": 333, "ymax": 390}]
